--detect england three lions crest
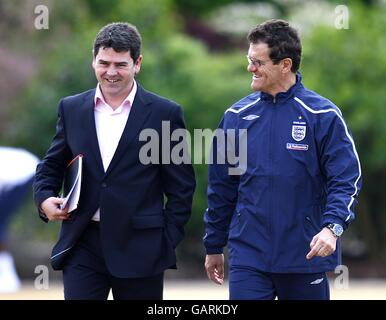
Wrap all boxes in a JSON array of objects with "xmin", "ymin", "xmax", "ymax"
[{"xmin": 292, "ymin": 125, "xmax": 306, "ymax": 141}]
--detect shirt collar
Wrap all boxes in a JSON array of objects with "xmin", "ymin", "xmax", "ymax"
[{"xmin": 94, "ymin": 80, "xmax": 137, "ymax": 113}]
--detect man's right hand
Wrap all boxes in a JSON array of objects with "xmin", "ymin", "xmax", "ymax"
[
  {"xmin": 205, "ymin": 254, "xmax": 225, "ymax": 285},
  {"xmin": 40, "ymin": 197, "xmax": 70, "ymax": 221}
]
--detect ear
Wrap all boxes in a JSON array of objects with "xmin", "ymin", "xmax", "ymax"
[
  {"xmin": 281, "ymin": 58, "xmax": 293, "ymax": 73},
  {"xmin": 92, "ymin": 58, "xmax": 96, "ymax": 70},
  {"xmin": 134, "ymin": 54, "xmax": 143, "ymax": 75}
]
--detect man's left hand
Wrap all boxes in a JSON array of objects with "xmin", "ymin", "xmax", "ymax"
[{"xmin": 306, "ymin": 227, "xmax": 337, "ymax": 260}]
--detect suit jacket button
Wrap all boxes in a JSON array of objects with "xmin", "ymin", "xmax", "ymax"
[{"xmin": 101, "ymin": 183, "xmax": 107, "ymax": 188}]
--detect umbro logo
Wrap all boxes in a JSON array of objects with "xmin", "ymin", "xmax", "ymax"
[
  {"xmin": 310, "ymin": 278, "xmax": 324, "ymax": 285},
  {"xmin": 242, "ymin": 114, "xmax": 260, "ymax": 120}
]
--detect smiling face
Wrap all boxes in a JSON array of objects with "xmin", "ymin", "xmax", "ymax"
[
  {"xmin": 247, "ymin": 42, "xmax": 285, "ymax": 96},
  {"xmin": 92, "ymin": 47, "xmax": 142, "ymax": 104}
]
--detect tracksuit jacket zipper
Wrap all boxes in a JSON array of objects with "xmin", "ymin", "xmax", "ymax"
[{"xmin": 268, "ymin": 99, "xmax": 276, "ymax": 269}]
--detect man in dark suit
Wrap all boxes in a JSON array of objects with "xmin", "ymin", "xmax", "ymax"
[{"xmin": 33, "ymin": 22, "xmax": 196, "ymax": 300}]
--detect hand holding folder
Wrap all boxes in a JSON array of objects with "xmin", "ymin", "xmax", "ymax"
[{"xmin": 60, "ymin": 154, "xmax": 83, "ymax": 212}]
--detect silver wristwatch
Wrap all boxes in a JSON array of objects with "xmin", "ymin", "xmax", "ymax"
[{"xmin": 327, "ymin": 223, "xmax": 344, "ymax": 237}]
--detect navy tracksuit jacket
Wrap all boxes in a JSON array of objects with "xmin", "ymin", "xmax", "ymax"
[{"xmin": 204, "ymin": 73, "xmax": 362, "ymax": 273}]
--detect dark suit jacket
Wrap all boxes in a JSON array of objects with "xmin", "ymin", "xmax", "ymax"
[{"xmin": 33, "ymin": 84, "xmax": 196, "ymax": 278}]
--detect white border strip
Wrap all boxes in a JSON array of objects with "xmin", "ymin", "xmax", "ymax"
[{"xmin": 294, "ymin": 96, "xmax": 362, "ymax": 222}]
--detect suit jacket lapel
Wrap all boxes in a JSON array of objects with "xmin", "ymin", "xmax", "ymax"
[
  {"xmin": 79, "ymin": 89, "xmax": 104, "ymax": 173},
  {"xmin": 105, "ymin": 84, "xmax": 152, "ymax": 175}
]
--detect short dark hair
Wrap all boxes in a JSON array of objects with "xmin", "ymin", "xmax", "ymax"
[
  {"xmin": 247, "ymin": 19, "xmax": 302, "ymax": 73},
  {"xmin": 93, "ymin": 22, "xmax": 142, "ymax": 61}
]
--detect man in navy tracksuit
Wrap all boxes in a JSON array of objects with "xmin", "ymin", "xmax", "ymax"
[{"xmin": 203, "ymin": 19, "xmax": 362, "ymax": 300}]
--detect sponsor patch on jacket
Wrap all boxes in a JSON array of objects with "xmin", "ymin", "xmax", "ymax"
[
  {"xmin": 242, "ymin": 114, "xmax": 260, "ymax": 120},
  {"xmin": 292, "ymin": 125, "xmax": 306, "ymax": 141},
  {"xmin": 286, "ymin": 143, "xmax": 309, "ymax": 151}
]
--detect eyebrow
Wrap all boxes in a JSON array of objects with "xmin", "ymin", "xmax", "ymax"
[
  {"xmin": 247, "ymin": 55, "xmax": 262, "ymax": 60},
  {"xmin": 98, "ymin": 59, "xmax": 129, "ymax": 65}
]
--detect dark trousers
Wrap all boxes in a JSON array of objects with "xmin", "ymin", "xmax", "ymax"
[
  {"xmin": 229, "ymin": 265, "xmax": 330, "ymax": 300},
  {"xmin": 62, "ymin": 222, "xmax": 164, "ymax": 300}
]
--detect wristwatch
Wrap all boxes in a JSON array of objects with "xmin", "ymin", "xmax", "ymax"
[{"xmin": 326, "ymin": 223, "xmax": 344, "ymax": 238}]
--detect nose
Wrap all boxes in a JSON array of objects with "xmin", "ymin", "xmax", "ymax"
[
  {"xmin": 106, "ymin": 65, "xmax": 118, "ymax": 76},
  {"xmin": 247, "ymin": 63, "xmax": 257, "ymax": 72}
]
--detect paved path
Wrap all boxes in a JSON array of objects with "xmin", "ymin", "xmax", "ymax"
[{"xmin": 1, "ymin": 280, "xmax": 386, "ymax": 300}]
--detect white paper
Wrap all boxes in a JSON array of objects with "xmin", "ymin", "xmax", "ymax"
[{"xmin": 60, "ymin": 156, "xmax": 82, "ymax": 212}]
